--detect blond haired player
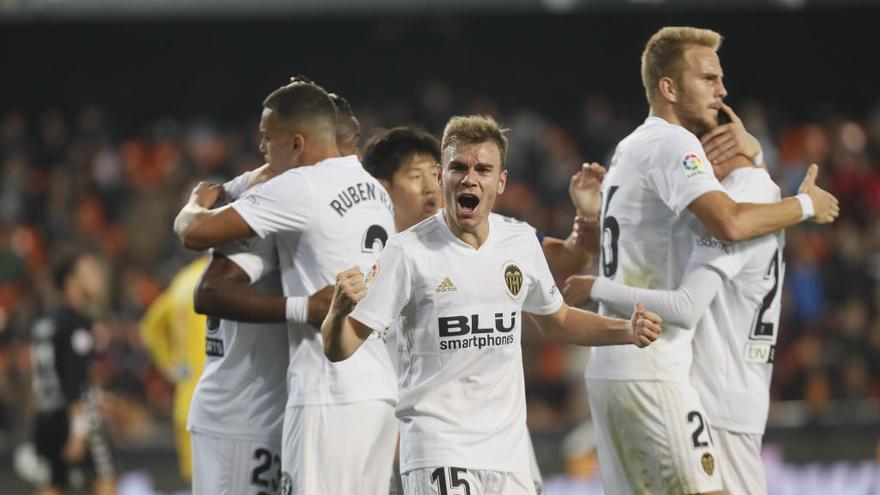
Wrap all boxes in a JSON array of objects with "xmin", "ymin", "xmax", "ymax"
[
  {"xmin": 567, "ymin": 146, "xmax": 786, "ymax": 494},
  {"xmin": 323, "ymin": 115, "xmax": 663, "ymax": 495},
  {"xmin": 577, "ymin": 26, "xmax": 838, "ymax": 494}
]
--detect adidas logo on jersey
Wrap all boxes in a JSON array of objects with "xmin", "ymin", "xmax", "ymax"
[{"xmin": 434, "ymin": 277, "xmax": 457, "ymax": 293}]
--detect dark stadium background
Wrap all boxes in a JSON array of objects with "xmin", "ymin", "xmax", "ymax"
[{"xmin": 1, "ymin": 2, "xmax": 879, "ymax": 493}]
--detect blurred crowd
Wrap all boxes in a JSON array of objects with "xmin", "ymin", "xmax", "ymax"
[{"xmin": 0, "ymin": 84, "xmax": 878, "ymax": 456}]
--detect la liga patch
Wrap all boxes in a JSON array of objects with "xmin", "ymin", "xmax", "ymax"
[
  {"xmin": 682, "ymin": 152, "xmax": 707, "ymax": 178},
  {"xmin": 364, "ymin": 263, "xmax": 378, "ymax": 285}
]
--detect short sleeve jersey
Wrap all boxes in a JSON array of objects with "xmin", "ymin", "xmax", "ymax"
[
  {"xmin": 187, "ymin": 171, "xmax": 290, "ymax": 438},
  {"xmin": 350, "ymin": 212, "xmax": 563, "ymax": 474},
  {"xmin": 688, "ymin": 167, "xmax": 785, "ymax": 434},
  {"xmin": 587, "ymin": 116, "xmax": 726, "ymax": 381},
  {"xmin": 231, "ymin": 156, "xmax": 397, "ymax": 407},
  {"xmin": 31, "ymin": 305, "xmax": 94, "ymax": 413}
]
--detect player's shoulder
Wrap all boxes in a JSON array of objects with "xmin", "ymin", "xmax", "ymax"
[
  {"xmin": 389, "ymin": 213, "xmax": 445, "ymax": 247},
  {"xmin": 490, "ymin": 213, "xmax": 539, "ymax": 239}
]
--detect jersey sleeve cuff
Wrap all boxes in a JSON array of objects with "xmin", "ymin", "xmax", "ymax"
[
  {"xmin": 349, "ymin": 308, "xmax": 390, "ymax": 335},
  {"xmin": 230, "ymin": 201, "xmax": 268, "ymax": 239},
  {"xmin": 527, "ymin": 295, "xmax": 564, "ymax": 316}
]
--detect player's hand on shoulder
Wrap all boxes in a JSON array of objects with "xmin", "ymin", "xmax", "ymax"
[
  {"xmin": 563, "ymin": 275, "xmax": 596, "ymax": 308},
  {"xmin": 189, "ymin": 181, "xmax": 226, "ymax": 209},
  {"xmin": 307, "ymin": 285, "xmax": 335, "ymax": 327},
  {"xmin": 798, "ymin": 164, "xmax": 840, "ymax": 224},
  {"xmin": 700, "ymin": 102, "xmax": 762, "ymax": 164},
  {"xmin": 629, "ymin": 302, "xmax": 662, "ymax": 348},
  {"xmin": 569, "ymin": 162, "xmax": 605, "ymax": 219},
  {"xmin": 332, "ymin": 267, "xmax": 367, "ymax": 315}
]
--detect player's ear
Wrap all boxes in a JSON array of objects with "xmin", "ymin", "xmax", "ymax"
[
  {"xmin": 436, "ymin": 163, "xmax": 444, "ymax": 188},
  {"xmin": 658, "ymin": 76, "xmax": 677, "ymax": 103},
  {"xmin": 497, "ymin": 169, "xmax": 508, "ymax": 195},
  {"xmin": 291, "ymin": 134, "xmax": 305, "ymax": 156},
  {"xmin": 378, "ymin": 178, "xmax": 391, "ymax": 191}
]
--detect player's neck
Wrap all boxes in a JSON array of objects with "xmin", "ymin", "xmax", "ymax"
[
  {"xmin": 649, "ymin": 105, "xmax": 681, "ymax": 127},
  {"xmin": 443, "ymin": 209, "xmax": 489, "ymax": 249},
  {"xmin": 302, "ymin": 141, "xmax": 342, "ymax": 166}
]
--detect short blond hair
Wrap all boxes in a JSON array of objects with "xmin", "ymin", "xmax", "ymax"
[
  {"xmin": 441, "ymin": 115, "xmax": 509, "ymax": 168},
  {"xmin": 641, "ymin": 27, "xmax": 723, "ymax": 104}
]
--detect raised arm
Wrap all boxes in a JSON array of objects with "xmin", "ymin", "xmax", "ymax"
[
  {"xmin": 541, "ymin": 162, "xmax": 606, "ymax": 273},
  {"xmin": 174, "ymin": 182, "xmax": 256, "ymax": 250},
  {"xmin": 321, "ymin": 267, "xmax": 375, "ymax": 361},
  {"xmin": 529, "ymin": 302, "xmax": 661, "ymax": 348}
]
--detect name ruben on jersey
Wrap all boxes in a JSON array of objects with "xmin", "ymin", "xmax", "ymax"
[
  {"xmin": 437, "ymin": 312, "xmax": 517, "ymax": 351},
  {"xmin": 329, "ymin": 181, "xmax": 393, "ymax": 218}
]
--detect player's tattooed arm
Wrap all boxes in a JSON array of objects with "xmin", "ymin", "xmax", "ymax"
[
  {"xmin": 195, "ymin": 254, "xmax": 334, "ymax": 326},
  {"xmin": 528, "ymin": 302, "xmax": 661, "ymax": 348},
  {"xmin": 688, "ymin": 164, "xmax": 839, "ymax": 242},
  {"xmin": 174, "ymin": 182, "xmax": 256, "ymax": 250},
  {"xmin": 322, "ymin": 267, "xmax": 375, "ymax": 362}
]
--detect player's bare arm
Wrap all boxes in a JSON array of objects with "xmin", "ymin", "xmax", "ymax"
[
  {"xmin": 173, "ymin": 182, "xmax": 256, "ymax": 250},
  {"xmin": 194, "ymin": 253, "xmax": 333, "ymax": 326},
  {"xmin": 541, "ymin": 162, "xmax": 605, "ymax": 273},
  {"xmin": 688, "ymin": 164, "xmax": 839, "ymax": 242},
  {"xmin": 529, "ymin": 302, "xmax": 661, "ymax": 348},
  {"xmin": 321, "ymin": 266, "xmax": 375, "ymax": 362},
  {"xmin": 63, "ymin": 401, "xmax": 88, "ymax": 463}
]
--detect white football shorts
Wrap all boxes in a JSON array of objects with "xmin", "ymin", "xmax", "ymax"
[
  {"xmin": 280, "ymin": 400, "xmax": 397, "ymax": 495},
  {"xmin": 402, "ymin": 466, "xmax": 536, "ymax": 495},
  {"xmin": 190, "ymin": 430, "xmax": 282, "ymax": 495},
  {"xmin": 587, "ymin": 379, "xmax": 723, "ymax": 494}
]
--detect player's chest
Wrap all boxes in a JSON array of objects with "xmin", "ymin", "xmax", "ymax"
[{"xmin": 411, "ymin": 251, "xmax": 533, "ymax": 314}]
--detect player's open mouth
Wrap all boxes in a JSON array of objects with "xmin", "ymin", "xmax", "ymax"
[
  {"xmin": 424, "ymin": 199, "xmax": 438, "ymax": 211},
  {"xmin": 456, "ymin": 194, "xmax": 479, "ymax": 213}
]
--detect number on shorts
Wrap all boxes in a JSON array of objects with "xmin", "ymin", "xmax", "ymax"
[
  {"xmin": 601, "ymin": 186, "xmax": 621, "ymax": 277},
  {"xmin": 687, "ymin": 411, "xmax": 712, "ymax": 448},
  {"xmin": 251, "ymin": 448, "xmax": 281, "ymax": 493},
  {"xmin": 430, "ymin": 467, "xmax": 471, "ymax": 495},
  {"xmin": 362, "ymin": 224, "xmax": 389, "ymax": 253}
]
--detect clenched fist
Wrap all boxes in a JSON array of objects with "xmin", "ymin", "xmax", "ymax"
[{"xmin": 332, "ymin": 266, "xmax": 367, "ymax": 316}]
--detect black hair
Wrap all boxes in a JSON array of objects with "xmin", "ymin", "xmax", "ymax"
[
  {"xmin": 362, "ymin": 127, "xmax": 441, "ymax": 182},
  {"xmin": 52, "ymin": 249, "xmax": 89, "ymax": 290},
  {"xmin": 263, "ymin": 77, "xmax": 337, "ymax": 133}
]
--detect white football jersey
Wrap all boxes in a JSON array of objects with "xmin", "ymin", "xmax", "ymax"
[
  {"xmin": 350, "ymin": 212, "xmax": 563, "ymax": 474},
  {"xmin": 689, "ymin": 167, "xmax": 785, "ymax": 434},
  {"xmin": 587, "ymin": 116, "xmax": 726, "ymax": 381},
  {"xmin": 231, "ymin": 155, "xmax": 398, "ymax": 407},
  {"xmin": 187, "ymin": 172, "xmax": 289, "ymax": 439}
]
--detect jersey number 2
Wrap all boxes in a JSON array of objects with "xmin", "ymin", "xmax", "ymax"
[
  {"xmin": 251, "ymin": 448, "xmax": 280, "ymax": 494},
  {"xmin": 362, "ymin": 224, "xmax": 389, "ymax": 253}
]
